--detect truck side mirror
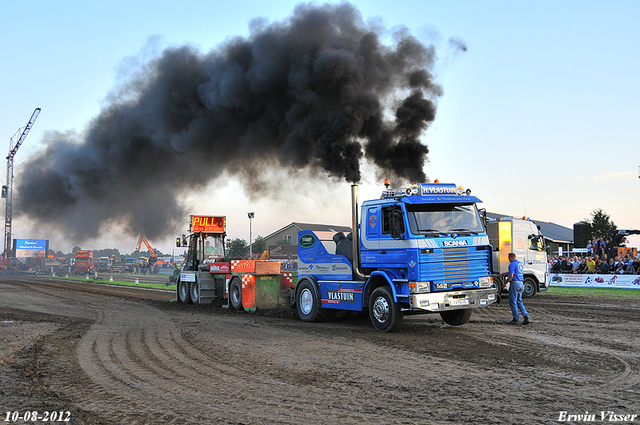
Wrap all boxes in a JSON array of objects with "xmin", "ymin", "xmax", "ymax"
[{"xmin": 479, "ymin": 208, "xmax": 487, "ymax": 228}]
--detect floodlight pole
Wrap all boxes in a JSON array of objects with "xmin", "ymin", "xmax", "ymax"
[{"xmin": 248, "ymin": 212, "xmax": 255, "ymax": 257}]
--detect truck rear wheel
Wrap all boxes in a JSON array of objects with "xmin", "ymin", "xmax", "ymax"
[
  {"xmin": 523, "ymin": 277, "xmax": 537, "ymax": 298},
  {"xmin": 178, "ymin": 279, "xmax": 193, "ymax": 304},
  {"xmin": 190, "ymin": 280, "xmax": 200, "ymax": 304},
  {"xmin": 296, "ymin": 280, "xmax": 320, "ymax": 322},
  {"xmin": 229, "ymin": 278, "xmax": 242, "ymax": 310},
  {"xmin": 440, "ymin": 308, "xmax": 472, "ymax": 326},
  {"xmin": 369, "ymin": 287, "xmax": 403, "ymax": 332}
]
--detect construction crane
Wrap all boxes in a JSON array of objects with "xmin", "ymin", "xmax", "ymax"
[
  {"xmin": 135, "ymin": 234, "xmax": 158, "ymax": 264},
  {"xmin": 3, "ymin": 108, "xmax": 41, "ymax": 262}
]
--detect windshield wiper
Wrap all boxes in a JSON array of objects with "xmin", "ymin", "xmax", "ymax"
[
  {"xmin": 420, "ymin": 229, "xmax": 448, "ymax": 235},
  {"xmin": 449, "ymin": 228, "xmax": 479, "ymax": 235}
]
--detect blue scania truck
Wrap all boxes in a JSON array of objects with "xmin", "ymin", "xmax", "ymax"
[{"xmin": 295, "ymin": 181, "xmax": 498, "ymax": 332}]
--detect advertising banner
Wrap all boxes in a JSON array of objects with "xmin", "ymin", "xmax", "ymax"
[
  {"xmin": 550, "ymin": 273, "xmax": 640, "ymax": 290},
  {"xmin": 13, "ymin": 239, "xmax": 48, "ymax": 258},
  {"xmin": 15, "ymin": 239, "xmax": 47, "ymax": 250}
]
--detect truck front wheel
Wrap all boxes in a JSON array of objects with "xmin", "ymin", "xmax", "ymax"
[
  {"xmin": 229, "ymin": 278, "xmax": 242, "ymax": 310},
  {"xmin": 440, "ymin": 308, "xmax": 472, "ymax": 326},
  {"xmin": 523, "ymin": 277, "xmax": 537, "ymax": 298},
  {"xmin": 178, "ymin": 279, "xmax": 193, "ymax": 304},
  {"xmin": 493, "ymin": 276, "xmax": 505, "ymax": 295},
  {"xmin": 369, "ymin": 287, "xmax": 403, "ymax": 332}
]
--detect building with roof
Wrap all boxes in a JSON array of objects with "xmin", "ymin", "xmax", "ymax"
[{"xmin": 262, "ymin": 222, "xmax": 351, "ymax": 259}]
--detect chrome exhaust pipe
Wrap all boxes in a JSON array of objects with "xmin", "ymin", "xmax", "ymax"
[{"xmin": 351, "ymin": 184, "xmax": 367, "ymax": 280}]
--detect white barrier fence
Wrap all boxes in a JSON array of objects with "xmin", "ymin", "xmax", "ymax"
[{"xmin": 550, "ymin": 273, "xmax": 640, "ymax": 290}]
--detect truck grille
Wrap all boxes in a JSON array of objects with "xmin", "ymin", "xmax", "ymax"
[{"xmin": 419, "ymin": 247, "xmax": 490, "ymax": 290}]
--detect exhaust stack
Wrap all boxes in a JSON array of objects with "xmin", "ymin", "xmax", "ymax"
[{"xmin": 351, "ymin": 184, "xmax": 367, "ymax": 280}]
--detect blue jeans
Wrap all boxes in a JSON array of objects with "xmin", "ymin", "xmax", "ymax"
[{"xmin": 509, "ymin": 281, "xmax": 529, "ymax": 320}]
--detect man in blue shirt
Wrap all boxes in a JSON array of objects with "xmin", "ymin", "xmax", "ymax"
[{"xmin": 500, "ymin": 252, "xmax": 530, "ymax": 325}]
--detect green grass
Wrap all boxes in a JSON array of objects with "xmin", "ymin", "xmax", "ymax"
[
  {"xmin": 546, "ymin": 286, "xmax": 640, "ymax": 298},
  {"xmin": 51, "ymin": 275, "xmax": 176, "ymax": 291}
]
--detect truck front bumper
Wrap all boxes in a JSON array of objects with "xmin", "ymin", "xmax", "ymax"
[{"xmin": 408, "ymin": 288, "xmax": 498, "ymax": 312}]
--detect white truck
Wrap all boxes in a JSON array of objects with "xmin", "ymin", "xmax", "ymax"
[{"xmin": 486, "ymin": 216, "xmax": 548, "ymax": 298}]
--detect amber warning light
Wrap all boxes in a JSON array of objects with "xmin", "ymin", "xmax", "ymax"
[{"xmin": 190, "ymin": 215, "xmax": 226, "ymax": 233}]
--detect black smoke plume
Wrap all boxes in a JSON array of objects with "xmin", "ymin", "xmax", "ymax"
[{"xmin": 16, "ymin": 2, "xmax": 442, "ymax": 241}]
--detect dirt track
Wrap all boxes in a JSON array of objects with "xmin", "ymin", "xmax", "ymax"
[{"xmin": 1, "ymin": 275, "xmax": 639, "ymax": 424}]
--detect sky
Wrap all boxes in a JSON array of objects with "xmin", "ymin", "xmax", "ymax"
[{"xmin": 1, "ymin": 0, "xmax": 639, "ymax": 255}]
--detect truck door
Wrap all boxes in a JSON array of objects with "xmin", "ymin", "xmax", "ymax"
[
  {"xmin": 379, "ymin": 205, "xmax": 407, "ymax": 267},
  {"xmin": 526, "ymin": 224, "xmax": 547, "ymax": 284},
  {"xmin": 513, "ymin": 221, "xmax": 534, "ymax": 265},
  {"xmin": 514, "ymin": 231, "xmax": 528, "ymax": 264},
  {"xmin": 361, "ymin": 206, "xmax": 380, "ymax": 266}
]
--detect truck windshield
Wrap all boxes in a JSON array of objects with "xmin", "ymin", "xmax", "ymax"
[
  {"xmin": 529, "ymin": 234, "xmax": 545, "ymax": 252},
  {"xmin": 204, "ymin": 235, "xmax": 225, "ymax": 259},
  {"xmin": 406, "ymin": 203, "xmax": 484, "ymax": 235}
]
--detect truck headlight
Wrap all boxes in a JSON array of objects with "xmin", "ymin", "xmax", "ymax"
[
  {"xmin": 410, "ymin": 281, "xmax": 431, "ymax": 293},
  {"xmin": 479, "ymin": 276, "xmax": 492, "ymax": 288}
]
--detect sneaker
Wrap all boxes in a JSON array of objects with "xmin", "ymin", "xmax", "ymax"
[
  {"xmin": 522, "ymin": 317, "xmax": 530, "ymax": 325},
  {"xmin": 507, "ymin": 319, "xmax": 519, "ymax": 325}
]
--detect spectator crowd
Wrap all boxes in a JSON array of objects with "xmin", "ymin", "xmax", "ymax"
[{"xmin": 550, "ymin": 238, "xmax": 639, "ymax": 274}]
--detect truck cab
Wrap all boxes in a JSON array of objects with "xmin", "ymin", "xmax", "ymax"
[
  {"xmin": 296, "ymin": 182, "xmax": 498, "ymax": 332},
  {"xmin": 74, "ymin": 250, "xmax": 94, "ymax": 274},
  {"xmin": 176, "ymin": 215, "xmax": 227, "ymax": 304},
  {"xmin": 486, "ymin": 216, "xmax": 548, "ymax": 297}
]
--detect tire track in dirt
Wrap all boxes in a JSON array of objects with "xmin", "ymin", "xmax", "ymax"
[
  {"xmin": 4, "ymin": 279, "xmax": 320, "ymax": 423},
  {"xmin": 465, "ymin": 296, "xmax": 640, "ymax": 399},
  {"xmin": 526, "ymin": 300, "xmax": 640, "ymax": 393},
  {"xmin": 72, "ymin": 297, "xmax": 377, "ymax": 424},
  {"xmin": 3, "ymin": 279, "xmax": 222, "ymax": 423},
  {"xmin": 176, "ymin": 309, "xmax": 580, "ymax": 424},
  {"xmin": 3, "ymin": 277, "xmax": 639, "ymax": 424},
  {"xmin": 74, "ymin": 300, "xmax": 229, "ymax": 423}
]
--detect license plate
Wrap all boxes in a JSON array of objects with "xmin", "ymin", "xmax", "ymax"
[{"xmin": 450, "ymin": 298, "xmax": 469, "ymax": 306}]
